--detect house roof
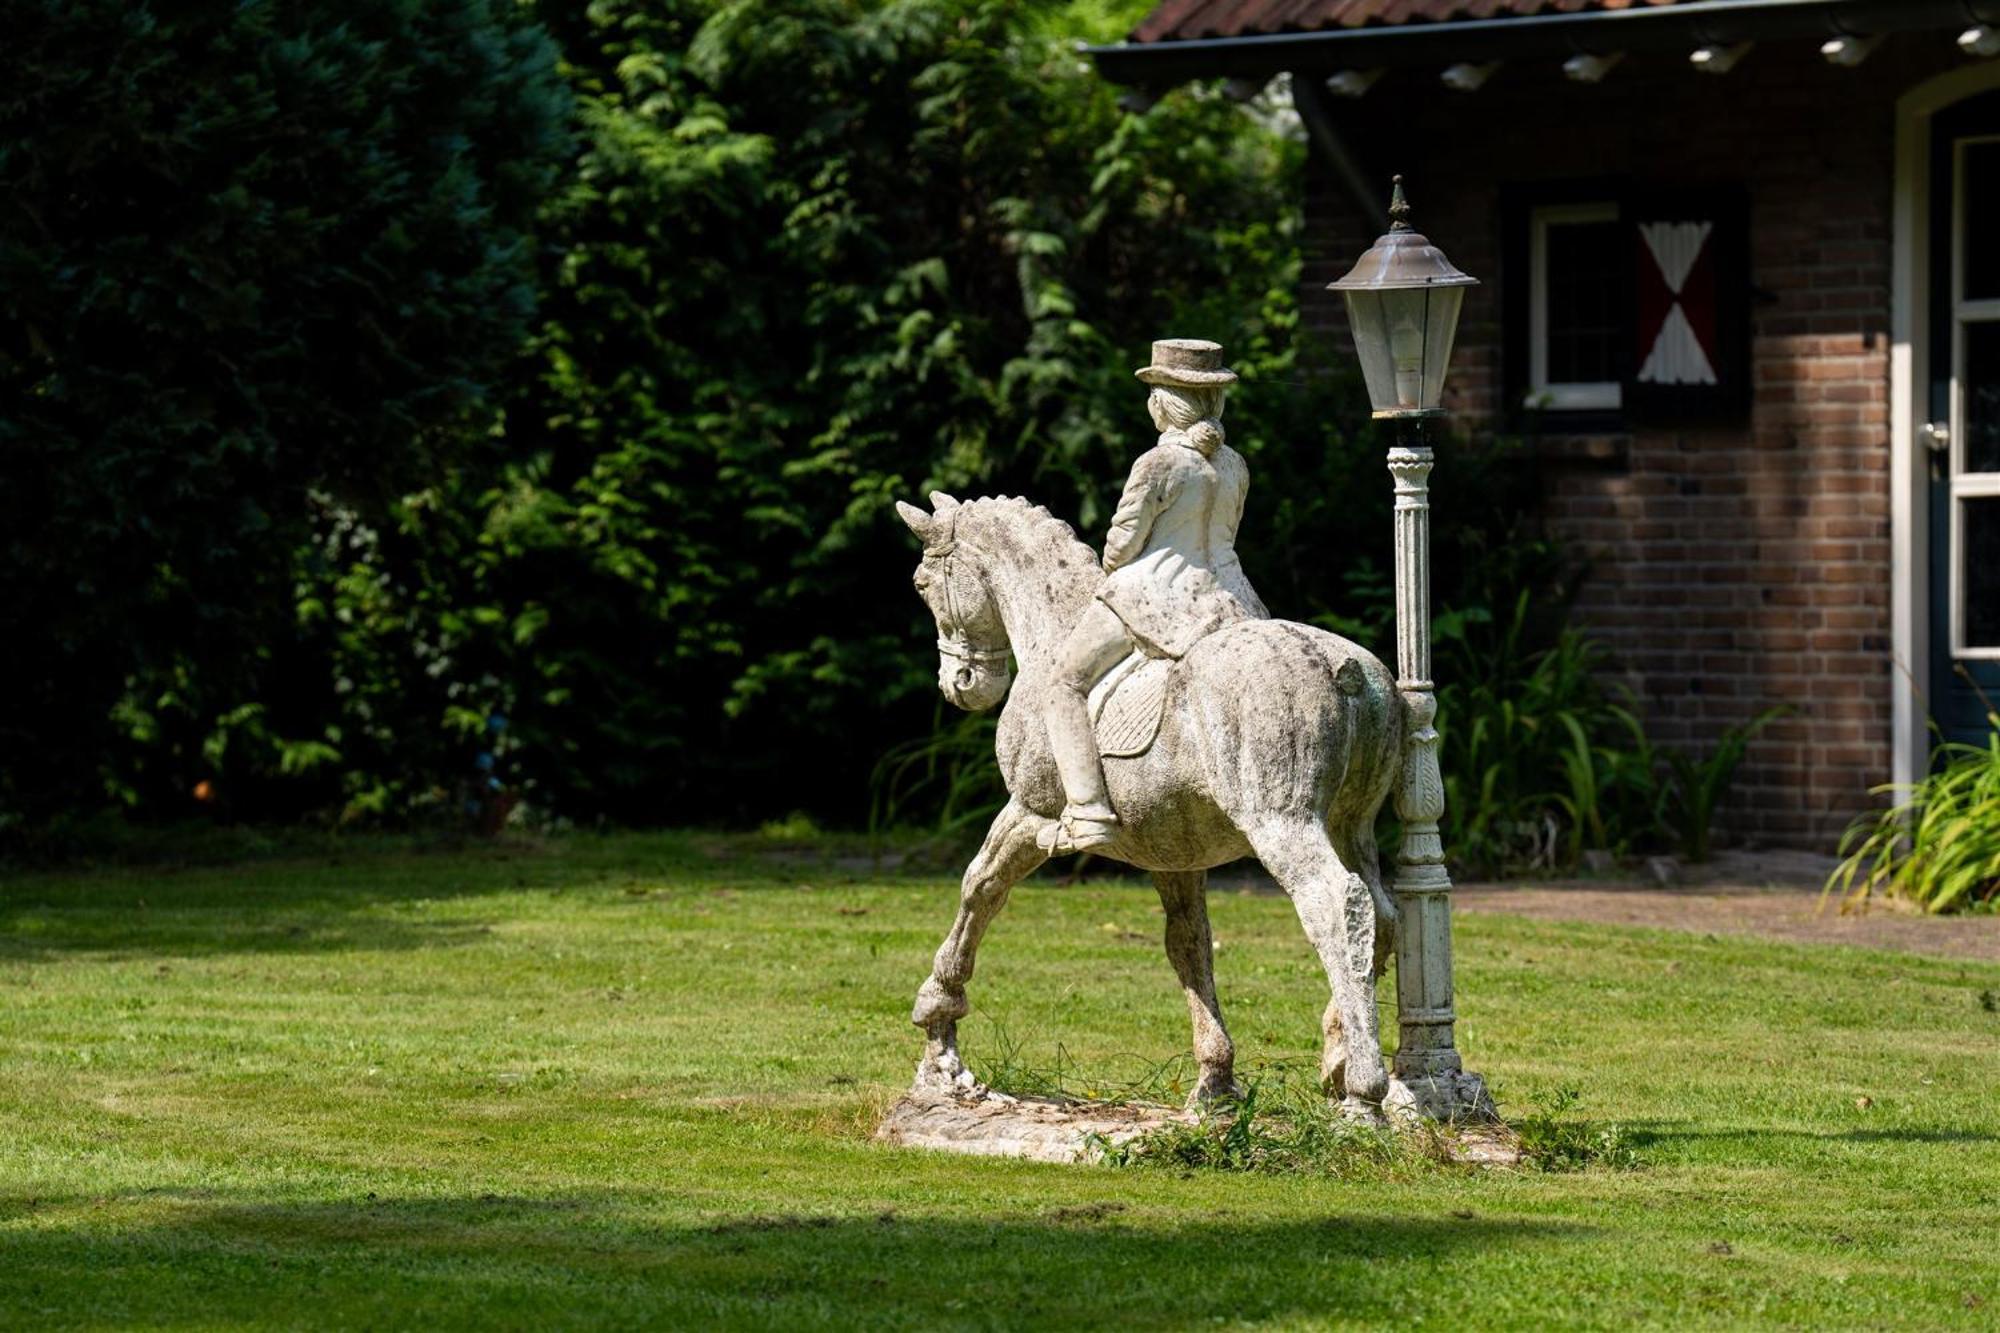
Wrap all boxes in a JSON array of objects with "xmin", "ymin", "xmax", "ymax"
[
  {"xmin": 1132, "ymin": 1, "xmax": 1700, "ymax": 46},
  {"xmin": 1093, "ymin": 0, "xmax": 1997, "ymax": 83}
]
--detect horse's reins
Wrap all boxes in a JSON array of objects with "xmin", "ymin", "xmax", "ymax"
[{"xmin": 928, "ymin": 510, "xmax": 1012, "ymax": 672}]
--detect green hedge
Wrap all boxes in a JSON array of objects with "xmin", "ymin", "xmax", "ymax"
[
  {"xmin": 4, "ymin": 0, "xmax": 1561, "ymax": 836},
  {"xmin": 1, "ymin": 0, "xmax": 571, "ymax": 825}
]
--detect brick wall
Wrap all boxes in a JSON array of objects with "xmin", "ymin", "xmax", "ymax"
[{"xmin": 1302, "ymin": 42, "xmax": 1961, "ymax": 848}]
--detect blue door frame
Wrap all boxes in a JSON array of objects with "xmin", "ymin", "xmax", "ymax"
[{"xmin": 1926, "ymin": 92, "xmax": 2000, "ymax": 747}]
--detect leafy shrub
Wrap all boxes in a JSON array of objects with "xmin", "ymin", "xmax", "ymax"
[
  {"xmin": 227, "ymin": 0, "xmax": 1353, "ymax": 826},
  {"xmin": 0, "ymin": 0, "xmax": 571, "ymax": 827},
  {"xmin": 5, "ymin": 0, "xmax": 1781, "ymax": 854},
  {"xmin": 1658, "ymin": 707, "xmax": 1790, "ymax": 863},
  {"xmin": 1434, "ymin": 590, "xmax": 1651, "ymax": 876},
  {"xmin": 869, "ymin": 711, "xmax": 1006, "ymax": 854},
  {"xmin": 312, "ymin": 0, "xmax": 1554, "ymax": 829},
  {"xmin": 1827, "ymin": 714, "xmax": 2000, "ymax": 914},
  {"xmin": 1434, "ymin": 588, "xmax": 1788, "ymax": 875}
]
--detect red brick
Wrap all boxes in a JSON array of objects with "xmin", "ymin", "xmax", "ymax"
[{"xmin": 1301, "ymin": 43, "xmax": 1933, "ymax": 848}]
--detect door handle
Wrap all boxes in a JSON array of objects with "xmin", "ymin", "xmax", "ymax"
[{"xmin": 1922, "ymin": 421, "xmax": 1951, "ymax": 454}]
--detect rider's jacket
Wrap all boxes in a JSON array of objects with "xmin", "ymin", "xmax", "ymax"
[{"xmin": 1097, "ymin": 432, "xmax": 1267, "ymax": 659}]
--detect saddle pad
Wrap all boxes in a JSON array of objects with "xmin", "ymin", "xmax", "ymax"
[{"xmin": 1087, "ymin": 652, "xmax": 1173, "ymax": 758}]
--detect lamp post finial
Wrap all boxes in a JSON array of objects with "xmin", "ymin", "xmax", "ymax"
[{"xmin": 1388, "ymin": 174, "xmax": 1411, "ymax": 231}]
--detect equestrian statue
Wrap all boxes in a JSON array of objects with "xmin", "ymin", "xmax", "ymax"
[{"xmin": 894, "ymin": 339, "xmax": 1407, "ymax": 1122}]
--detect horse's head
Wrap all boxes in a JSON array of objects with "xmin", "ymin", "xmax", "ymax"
[{"xmin": 895, "ymin": 492, "xmax": 1014, "ymax": 711}]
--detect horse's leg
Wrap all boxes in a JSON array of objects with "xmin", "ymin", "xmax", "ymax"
[
  {"xmin": 1329, "ymin": 816, "xmax": 1395, "ymax": 981},
  {"xmin": 1245, "ymin": 818, "xmax": 1389, "ymax": 1122},
  {"xmin": 1320, "ymin": 816, "xmax": 1395, "ymax": 1104},
  {"xmin": 1152, "ymin": 870, "xmax": 1239, "ymax": 1107},
  {"xmin": 911, "ymin": 798, "xmax": 1048, "ymax": 1093}
]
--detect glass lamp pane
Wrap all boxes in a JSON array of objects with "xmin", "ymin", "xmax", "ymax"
[
  {"xmin": 1419, "ymin": 285, "xmax": 1466, "ymax": 411},
  {"xmin": 1383, "ymin": 288, "xmax": 1433, "ymax": 410},
  {"xmin": 1341, "ymin": 289, "xmax": 1399, "ymax": 413}
]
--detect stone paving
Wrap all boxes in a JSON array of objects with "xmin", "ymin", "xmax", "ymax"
[{"xmin": 1451, "ymin": 850, "xmax": 2000, "ymax": 965}]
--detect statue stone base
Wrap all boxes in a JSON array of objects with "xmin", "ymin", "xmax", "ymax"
[
  {"xmin": 875, "ymin": 1086, "xmax": 1519, "ymax": 1168},
  {"xmin": 875, "ymin": 1089, "xmax": 1195, "ymax": 1165}
]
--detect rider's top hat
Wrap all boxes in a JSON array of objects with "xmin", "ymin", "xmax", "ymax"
[{"xmin": 1135, "ymin": 338, "xmax": 1237, "ymax": 388}]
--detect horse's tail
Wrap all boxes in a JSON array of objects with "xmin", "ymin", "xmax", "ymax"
[{"xmin": 1328, "ymin": 645, "xmax": 1401, "ymax": 826}]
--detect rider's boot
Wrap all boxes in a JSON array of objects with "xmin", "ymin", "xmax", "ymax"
[{"xmin": 1042, "ymin": 683, "xmax": 1120, "ymax": 853}]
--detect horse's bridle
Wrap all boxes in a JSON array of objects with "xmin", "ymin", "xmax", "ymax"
[{"xmin": 927, "ymin": 511, "xmax": 1012, "ymax": 672}]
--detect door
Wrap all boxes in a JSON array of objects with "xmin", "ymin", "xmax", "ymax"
[{"xmin": 1928, "ymin": 94, "xmax": 2000, "ymax": 746}]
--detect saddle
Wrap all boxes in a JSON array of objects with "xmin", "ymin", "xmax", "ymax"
[{"xmin": 1086, "ymin": 651, "xmax": 1175, "ymax": 758}]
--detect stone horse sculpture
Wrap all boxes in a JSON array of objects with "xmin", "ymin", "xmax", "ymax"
[{"xmin": 895, "ymin": 356, "xmax": 1408, "ymax": 1121}]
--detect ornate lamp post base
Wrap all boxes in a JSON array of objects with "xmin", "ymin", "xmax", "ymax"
[{"xmin": 1385, "ymin": 1070, "xmax": 1497, "ymax": 1125}]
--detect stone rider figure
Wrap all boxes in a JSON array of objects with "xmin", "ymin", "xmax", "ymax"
[{"xmin": 1041, "ymin": 339, "xmax": 1268, "ymax": 854}]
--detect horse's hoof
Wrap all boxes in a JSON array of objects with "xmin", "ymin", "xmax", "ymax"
[
  {"xmin": 1187, "ymin": 1075, "xmax": 1245, "ymax": 1112},
  {"xmin": 913, "ymin": 1052, "xmax": 986, "ymax": 1100},
  {"xmin": 1339, "ymin": 1095, "xmax": 1390, "ymax": 1129}
]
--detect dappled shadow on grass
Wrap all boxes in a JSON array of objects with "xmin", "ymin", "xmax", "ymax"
[
  {"xmin": 0, "ymin": 869, "xmax": 518, "ymax": 963},
  {"xmin": 1621, "ymin": 1121, "xmax": 2000, "ymax": 1156},
  {"xmin": 0, "ymin": 1188, "xmax": 1579, "ymax": 1327},
  {"xmin": 0, "ymin": 831, "xmax": 905, "ymax": 963}
]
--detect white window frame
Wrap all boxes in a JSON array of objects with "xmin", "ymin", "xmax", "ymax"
[
  {"xmin": 1526, "ymin": 201, "xmax": 1623, "ymax": 413},
  {"xmin": 1950, "ymin": 134, "xmax": 2000, "ymax": 658}
]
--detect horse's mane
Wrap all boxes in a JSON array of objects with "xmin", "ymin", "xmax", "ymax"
[
  {"xmin": 949, "ymin": 495, "xmax": 1101, "ymax": 650},
  {"xmin": 953, "ymin": 495, "xmax": 1095, "ymax": 566}
]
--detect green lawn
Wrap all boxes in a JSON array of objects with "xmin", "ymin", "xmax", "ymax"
[{"xmin": 2, "ymin": 833, "xmax": 1996, "ymax": 1329}]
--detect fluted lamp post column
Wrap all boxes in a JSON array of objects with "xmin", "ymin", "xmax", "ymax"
[{"xmin": 1329, "ymin": 177, "xmax": 1495, "ymax": 1123}]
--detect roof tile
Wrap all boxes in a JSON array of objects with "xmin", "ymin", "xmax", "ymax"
[{"xmin": 1129, "ymin": 0, "xmax": 1697, "ymax": 43}]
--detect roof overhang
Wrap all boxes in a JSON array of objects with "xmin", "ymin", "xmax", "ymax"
[{"xmin": 1089, "ymin": 0, "xmax": 2000, "ymax": 86}]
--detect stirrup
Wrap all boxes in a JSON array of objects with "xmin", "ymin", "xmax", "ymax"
[{"xmin": 1038, "ymin": 805, "xmax": 1120, "ymax": 855}]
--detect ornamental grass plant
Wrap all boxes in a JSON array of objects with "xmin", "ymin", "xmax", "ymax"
[{"xmin": 1827, "ymin": 709, "xmax": 2000, "ymax": 915}]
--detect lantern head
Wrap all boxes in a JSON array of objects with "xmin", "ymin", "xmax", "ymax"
[{"xmin": 1329, "ymin": 176, "xmax": 1478, "ymax": 418}]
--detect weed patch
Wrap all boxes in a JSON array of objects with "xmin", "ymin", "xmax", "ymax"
[
  {"xmin": 1094, "ymin": 1081, "xmax": 1439, "ymax": 1179},
  {"xmin": 970, "ymin": 1023, "xmax": 1197, "ymax": 1105},
  {"xmin": 1511, "ymin": 1087, "xmax": 1641, "ymax": 1172},
  {"xmin": 974, "ymin": 1051, "xmax": 1643, "ymax": 1179}
]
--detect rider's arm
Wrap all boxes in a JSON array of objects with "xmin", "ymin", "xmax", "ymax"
[
  {"xmin": 1218, "ymin": 451, "xmax": 1248, "ymax": 549},
  {"xmin": 1214, "ymin": 450, "xmax": 1269, "ymax": 617},
  {"xmin": 1102, "ymin": 453, "xmax": 1171, "ymax": 572}
]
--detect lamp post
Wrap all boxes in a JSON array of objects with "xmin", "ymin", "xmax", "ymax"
[{"xmin": 1329, "ymin": 177, "xmax": 1495, "ymax": 1123}]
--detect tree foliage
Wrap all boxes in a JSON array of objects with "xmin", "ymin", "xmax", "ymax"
[
  {"xmin": 0, "ymin": 0, "xmax": 571, "ymax": 825},
  {"xmin": 292, "ymin": 0, "xmax": 1420, "ymax": 827},
  {"xmin": 6, "ymin": 0, "xmax": 1554, "ymax": 834}
]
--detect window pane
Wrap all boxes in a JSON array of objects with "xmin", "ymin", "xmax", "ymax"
[
  {"xmin": 1545, "ymin": 220, "xmax": 1625, "ymax": 385},
  {"xmin": 1968, "ymin": 320, "xmax": 2000, "ymax": 474},
  {"xmin": 1965, "ymin": 140, "xmax": 2000, "ymax": 302},
  {"xmin": 1965, "ymin": 498, "xmax": 2000, "ymax": 649}
]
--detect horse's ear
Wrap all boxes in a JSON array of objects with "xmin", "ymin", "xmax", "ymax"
[
  {"xmin": 894, "ymin": 500, "xmax": 933, "ymax": 544},
  {"xmin": 928, "ymin": 491, "xmax": 960, "ymax": 515}
]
